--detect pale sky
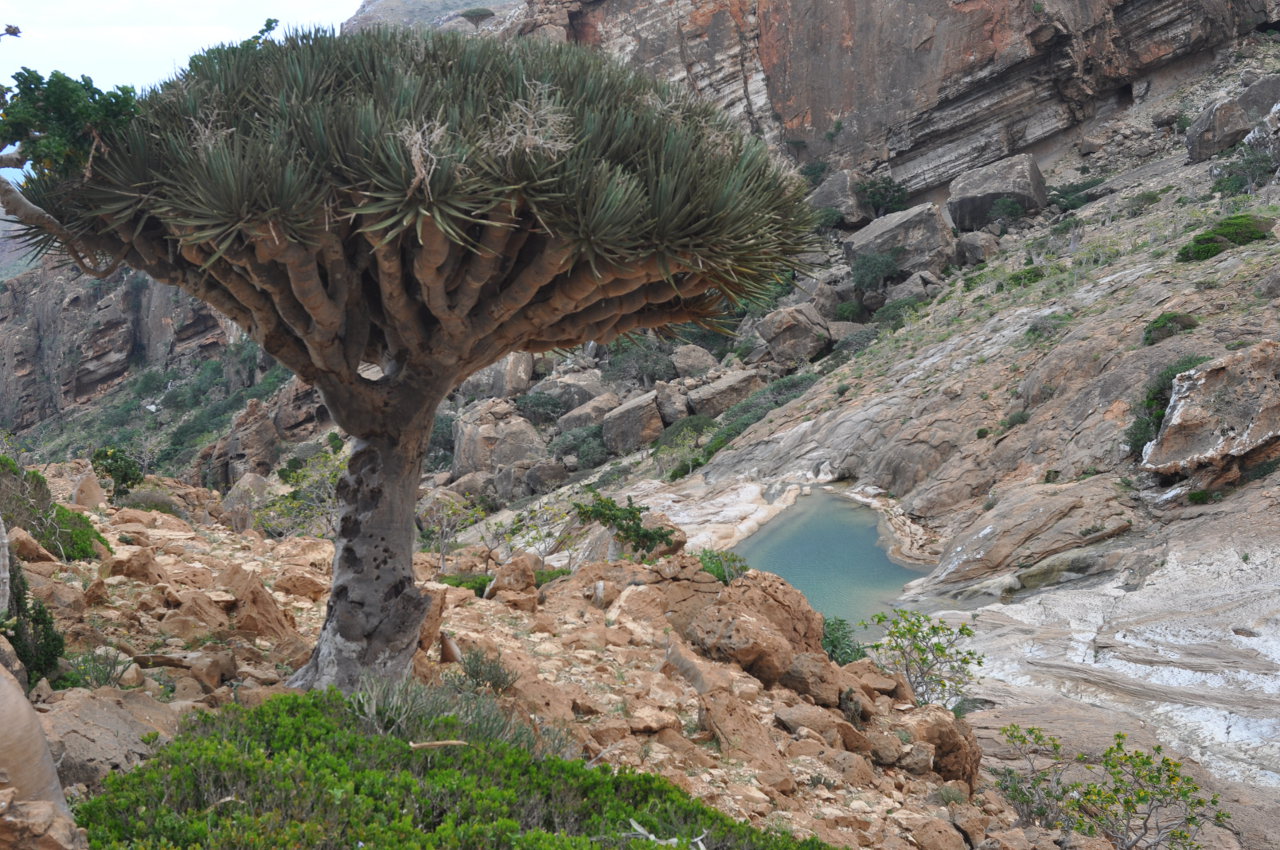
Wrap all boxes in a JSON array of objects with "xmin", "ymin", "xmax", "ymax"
[{"xmin": 2, "ymin": 1, "xmax": 362, "ymax": 92}]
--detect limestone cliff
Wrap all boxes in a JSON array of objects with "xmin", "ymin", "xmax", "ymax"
[{"xmin": 516, "ymin": 0, "xmax": 1279, "ymax": 191}]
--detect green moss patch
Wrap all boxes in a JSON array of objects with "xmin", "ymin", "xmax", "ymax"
[{"xmin": 1175, "ymin": 214, "xmax": 1273, "ymax": 262}]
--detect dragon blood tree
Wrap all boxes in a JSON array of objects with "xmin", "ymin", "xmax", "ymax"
[{"xmin": 1, "ymin": 27, "xmax": 815, "ymax": 689}]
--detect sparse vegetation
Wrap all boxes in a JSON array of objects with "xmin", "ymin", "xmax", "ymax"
[
  {"xmin": 697, "ymin": 549, "xmax": 749, "ymax": 584},
  {"xmin": 821, "ymin": 616, "xmax": 865, "ymax": 665},
  {"xmin": 1175, "ymin": 214, "xmax": 1272, "ymax": 262},
  {"xmin": 1142, "ymin": 312, "xmax": 1198, "ymax": 346},
  {"xmin": 1125, "ymin": 356, "xmax": 1213, "ymax": 456},
  {"xmin": 1048, "ymin": 177, "xmax": 1105, "ymax": 211},
  {"xmin": 3, "ymin": 551, "xmax": 65, "ymax": 685}
]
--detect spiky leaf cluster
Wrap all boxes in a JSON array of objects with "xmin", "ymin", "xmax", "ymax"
[{"xmin": 19, "ymin": 28, "xmax": 814, "ymax": 427}]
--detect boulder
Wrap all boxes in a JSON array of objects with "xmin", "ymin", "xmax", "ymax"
[
  {"xmin": 529, "ymin": 370, "xmax": 607, "ymax": 410},
  {"xmin": 778, "ymin": 651, "xmax": 842, "ymax": 706},
  {"xmin": 0, "ymin": 790, "xmax": 87, "ymax": 850},
  {"xmin": 601, "ymin": 391, "xmax": 664, "ymax": 455},
  {"xmin": 37, "ymin": 687, "xmax": 179, "ymax": 792},
  {"xmin": 456, "ymin": 351, "xmax": 534, "ymax": 399},
  {"xmin": 670, "ymin": 344, "xmax": 719, "ymax": 378},
  {"xmin": 556, "ymin": 391, "xmax": 620, "ymax": 431},
  {"xmin": 885, "ymin": 271, "xmax": 942, "ymax": 304},
  {"xmin": 687, "ymin": 607, "xmax": 794, "ymax": 686},
  {"xmin": 806, "ymin": 169, "xmax": 874, "ymax": 228},
  {"xmin": 1186, "ymin": 98, "xmax": 1252, "ymax": 162},
  {"xmin": 219, "ymin": 562, "xmax": 297, "ymax": 642},
  {"xmin": 714, "ymin": 570, "xmax": 826, "ymax": 655},
  {"xmin": 1141, "ymin": 341, "xmax": 1280, "ymax": 486},
  {"xmin": 451, "ymin": 399, "xmax": 549, "ymax": 485},
  {"xmin": 687, "ymin": 371, "xmax": 765, "ymax": 419},
  {"xmin": 946, "ymin": 154, "xmax": 1049, "ymax": 231},
  {"xmin": 7, "ymin": 526, "xmax": 57, "ymax": 564},
  {"xmin": 896, "ymin": 704, "xmax": 983, "ymax": 787},
  {"xmin": 653, "ymin": 382, "xmax": 689, "ymax": 426},
  {"xmin": 70, "ymin": 474, "xmax": 106, "ymax": 509},
  {"xmin": 756, "ymin": 304, "xmax": 831, "ymax": 364},
  {"xmin": 841, "ymin": 203, "xmax": 956, "ymax": 277},
  {"xmin": 99, "ymin": 545, "xmax": 168, "ymax": 585},
  {"xmin": 0, "ymin": 666, "xmax": 67, "ymax": 812},
  {"xmin": 957, "ymin": 231, "xmax": 1002, "ymax": 265}
]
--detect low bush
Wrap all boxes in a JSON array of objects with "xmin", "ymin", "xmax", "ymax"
[
  {"xmin": 701, "ymin": 373, "xmax": 821, "ymax": 458},
  {"xmin": 115, "ymin": 487, "xmax": 187, "ymax": 518},
  {"xmin": 1002, "ymin": 266, "xmax": 1047, "ymax": 289},
  {"xmin": 57, "ymin": 648, "xmax": 132, "ymax": 690},
  {"xmin": 697, "ymin": 549, "xmax": 749, "ymax": 584},
  {"xmin": 571, "ymin": 489, "xmax": 673, "ymax": 556},
  {"xmin": 437, "ymin": 573, "xmax": 491, "ymax": 597},
  {"xmin": 1125, "ymin": 356, "xmax": 1212, "ymax": 456},
  {"xmin": 456, "ymin": 648, "xmax": 520, "ymax": 693},
  {"xmin": 1048, "ymin": 177, "xmax": 1105, "ymax": 211},
  {"xmin": 863, "ymin": 609, "xmax": 983, "ymax": 710},
  {"xmin": 602, "ymin": 336, "xmax": 676, "ymax": 387},
  {"xmin": 821, "ymin": 616, "xmax": 865, "ymax": 665},
  {"xmin": 549, "ymin": 424, "xmax": 608, "ymax": 469},
  {"xmin": 995, "ymin": 724, "xmax": 1229, "ymax": 848},
  {"xmin": 1142, "ymin": 312, "xmax": 1198, "ymax": 346},
  {"xmin": 834, "ymin": 300, "xmax": 867, "ymax": 323},
  {"xmin": 1175, "ymin": 214, "xmax": 1272, "ymax": 262},
  {"xmin": 515, "ymin": 392, "xmax": 570, "ymax": 426},
  {"xmin": 1211, "ymin": 144, "xmax": 1276, "ymax": 196},
  {"xmin": 988, "ymin": 197, "xmax": 1025, "ymax": 223},
  {"xmin": 1001, "ymin": 410, "xmax": 1031, "ymax": 430},
  {"xmin": 873, "ymin": 296, "xmax": 925, "ymax": 330},
  {"xmin": 3, "ymin": 555, "xmax": 65, "ymax": 684},
  {"xmin": 850, "ymin": 250, "xmax": 901, "ymax": 292},
  {"xmin": 854, "ymin": 175, "xmax": 908, "ymax": 217},
  {"xmin": 91, "ymin": 446, "xmax": 143, "ymax": 499},
  {"xmin": 834, "ymin": 326, "xmax": 880, "ymax": 355},
  {"xmin": 78, "ymin": 690, "xmax": 831, "ymax": 849},
  {"xmin": 36, "ymin": 504, "xmax": 109, "ymax": 561}
]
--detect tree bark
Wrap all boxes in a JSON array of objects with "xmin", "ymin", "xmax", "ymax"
[{"xmin": 287, "ymin": 432, "xmax": 433, "ymax": 691}]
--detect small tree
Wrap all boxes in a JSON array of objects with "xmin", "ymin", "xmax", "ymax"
[
  {"xmin": 863, "ymin": 609, "xmax": 983, "ymax": 709},
  {"xmin": 91, "ymin": 446, "xmax": 143, "ymax": 499},
  {"xmin": 571, "ymin": 489, "xmax": 673, "ymax": 559},
  {"xmin": 419, "ymin": 493, "xmax": 485, "ymax": 572},
  {"xmin": 459, "ymin": 7, "xmax": 496, "ymax": 30},
  {"xmin": 854, "ymin": 175, "xmax": 908, "ymax": 217},
  {"xmin": 2, "ymin": 28, "xmax": 814, "ymax": 690}
]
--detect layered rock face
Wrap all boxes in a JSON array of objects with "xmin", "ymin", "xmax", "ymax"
[
  {"xmin": 0, "ymin": 261, "xmax": 227, "ymax": 432},
  {"xmin": 516, "ymin": 0, "xmax": 1277, "ymax": 191}
]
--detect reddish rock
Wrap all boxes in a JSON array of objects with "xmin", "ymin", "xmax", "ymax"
[
  {"xmin": 274, "ymin": 566, "xmax": 329, "ymax": 602},
  {"xmin": 687, "ymin": 370, "xmax": 765, "ymax": 419},
  {"xmin": 601, "ymin": 391, "xmax": 665, "ymax": 455},
  {"xmin": 687, "ymin": 607, "xmax": 794, "ymax": 686},
  {"xmin": 0, "ymin": 790, "xmax": 88, "ymax": 850},
  {"xmin": 99, "ymin": 546, "xmax": 168, "ymax": 585},
  {"xmin": 8, "ymin": 527, "xmax": 58, "ymax": 563},
  {"xmin": 219, "ymin": 563, "xmax": 297, "ymax": 642}
]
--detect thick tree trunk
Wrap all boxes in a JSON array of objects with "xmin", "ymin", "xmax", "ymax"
[{"xmin": 288, "ymin": 433, "xmax": 432, "ymax": 691}]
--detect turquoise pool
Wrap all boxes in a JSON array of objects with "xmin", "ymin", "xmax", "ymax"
[{"xmin": 731, "ymin": 490, "xmax": 924, "ymax": 625}]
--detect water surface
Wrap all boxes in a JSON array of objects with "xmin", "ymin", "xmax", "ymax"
[{"xmin": 732, "ymin": 490, "xmax": 923, "ymax": 625}]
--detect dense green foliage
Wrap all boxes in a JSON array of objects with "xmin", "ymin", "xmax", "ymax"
[
  {"xmin": 437, "ymin": 573, "xmax": 492, "ymax": 597},
  {"xmin": 853, "ymin": 176, "xmax": 908, "ymax": 217},
  {"xmin": 696, "ymin": 549, "xmax": 749, "ymax": 584},
  {"xmin": 1124, "ymin": 356, "xmax": 1213, "ymax": 456},
  {"xmin": 1142, "ymin": 312, "xmax": 1198, "ymax": 346},
  {"xmin": 1210, "ymin": 144, "xmax": 1276, "ymax": 196},
  {"xmin": 872, "ymin": 297, "xmax": 925, "ymax": 331},
  {"xmin": 602, "ymin": 337, "xmax": 677, "ymax": 388},
  {"xmin": 571, "ymin": 489, "xmax": 673, "ymax": 556},
  {"xmin": 850, "ymin": 250, "xmax": 901, "ymax": 292},
  {"xmin": 1175, "ymin": 214, "xmax": 1272, "ymax": 262},
  {"xmin": 91, "ymin": 447, "xmax": 143, "ymax": 498},
  {"xmin": 37, "ymin": 503, "xmax": 109, "ymax": 561},
  {"xmin": 987, "ymin": 197, "xmax": 1025, "ymax": 223},
  {"xmin": 0, "ymin": 67, "xmax": 137, "ymax": 174},
  {"xmin": 78, "ymin": 690, "xmax": 830, "ymax": 849},
  {"xmin": 515, "ymin": 392, "xmax": 570, "ymax": 426},
  {"xmin": 3, "ymin": 556, "xmax": 65, "ymax": 685},
  {"xmin": 995, "ymin": 725, "xmax": 1229, "ymax": 849},
  {"xmin": 821, "ymin": 616, "xmax": 865, "ymax": 666},
  {"xmin": 549, "ymin": 425, "xmax": 608, "ymax": 469}
]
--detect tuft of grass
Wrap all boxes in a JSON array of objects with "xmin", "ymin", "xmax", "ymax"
[
  {"xmin": 1124, "ymin": 355, "xmax": 1212, "ymax": 456},
  {"xmin": 1142, "ymin": 312, "xmax": 1198, "ymax": 346}
]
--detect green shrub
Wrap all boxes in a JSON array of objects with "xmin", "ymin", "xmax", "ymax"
[
  {"xmin": 114, "ymin": 487, "xmax": 188, "ymax": 518},
  {"xmin": 1244, "ymin": 456, "xmax": 1280, "ymax": 482},
  {"xmin": 602, "ymin": 336, "xmax": 676, "ymax": 387},
  {"xmin": 988, "ymin": 197, "xmax": 1025, "ymax": 223},
  {"xmin": 36, "ymin": 504, "xmax": 109, "ymax": 561},
  {"xmin": 77, "ymin": 690, "xmax": 831, "ymax": 849},
  {"xmin": 534, "ymin": 568, "xmax": 571, "ymax": 587},
  {"xmin": 571, "ymin": 489, "xmax": 673, "ymax": 556},
  {"xmin": 515, "ymin": 392, "xmax": 569, "ymax": 425},
  {"xmin": 976, "ymin": 428, "xmax": 990, "ymax": 439},
  {"xmin": 1143, "ymin": 312, "xmax": 1198, "ymax": 346},
  {"xmin": 3, "ymin": 556, "xmax": 65, "ymax": 685},
  {"xmin": 850, "ymin": 250, "xmax": 901, "ymax": 292},
  {"xmin": 995, "ymin": 725, "xmax": 1229, "ymax": 849},
  {"xmin": 1211, "ymin": 144, "xmax": 1276, "ymax": 196},
  {"xmin": 57, "ymin": 648, "xmax": 132, "ymax": 690},
  {"xmin": 549, "ymin": 425, "xmax": 608, "ymax": 469},
  {"xmin": 653, "ymin": 415, "xmax": 715, "ymax": 451},
  {"xmin": 874, "ymin": 296, "xmax": 925, "ymax": 330},
  {"xmin": 325, "ymin": 432, "xmax": 345, "ymax": 453},
  {"xmin": 1003, "ymin": 266, "xmax": 1047, "ymax": 289},
  {"xmin": 1125, "ymin": 356, "xmax": 1212, "ymax": 456},
  {"xmin": 834, "ymin": 326, "xmax": 880, "ymax": 355},
  {"xmin": 437, "ymin": 573, "xmax": 491, "ymax": 597},
  {"xmin": 1186, "ymin": 490, "xmax": 1215, "ymax": 505},
  {"xmin": 456, "ymin": 648, "xmax": 520, "ymax": 693},
  {"xmin": 834, "ymin": 300, "xmax": 867, "ymax": 322},
  {"xmin": 697, "ymin": 549, "xmax": 749, "ymax": 584},
  {"xmin": 427, "ymin": 412, "xmax": 456, "ymax": 471},
  {"xmin": 1125, "ymin": 190, "xmax": 1161, "ymax": 217},
  {"xmin": 863, "ymin": 610, "xmax": 983, "ymax": 709},
  {"xmin": 821, "ymin": 616, "xmax": 865, "ymax": 665},
  {"xmin": 701, "ymin": 373, "xmax": 820, "ymax": 458},
  {"xmin": 1175, "ymin": 214, "xmax": 1272, "ymax": 262},
  {"xmin": 1048, "ymin": 177, "xmax": 1105, "ymax": 211},
  {"xmin": 1001, "ymin": 410, "xmax": 1031, "ymax": 430},
  {"xmin": 854, "ymin": 175, "xmax": 908, "ymax": 217},
  {"xmin": 799, "ymin": 161, "xmax": 829, "ymax": 187},
  {"xmin": 813, "ymin": 206, "xmax": 844, "ymax": 229}
]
